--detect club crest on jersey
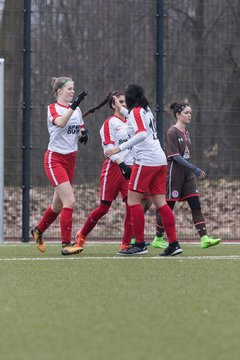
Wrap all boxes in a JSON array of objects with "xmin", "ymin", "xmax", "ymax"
[
  {"xmin": 178, "ymin": 137, "xmax": 184, "ymax": 143},
  {"xmin": 172, "ymin": 190, "xmax": 179, "ymax": 198}
]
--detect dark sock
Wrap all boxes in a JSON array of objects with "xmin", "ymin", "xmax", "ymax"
[{"xmin": 191, "ymin": 209, "xmax": 207, "ymax": 238}]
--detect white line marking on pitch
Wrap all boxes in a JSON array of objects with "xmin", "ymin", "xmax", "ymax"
[{"xmin": 0, "ymin": 255, "xmax": 240, "ymax": 261}]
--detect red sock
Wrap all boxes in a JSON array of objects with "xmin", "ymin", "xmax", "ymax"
[
  {"xmin": 121, "ymin": 202, "xmax": 133, "ymax": 246},
  {"xmin": 157, "ymin": 204, "xmax": 177, "ymax": 244},
  {"xmin": 37, "ymin": 206, "xmax": 59, "ymax": 233},
  {"xmin": 129, "ymin": 204, "xmax": 144, "ymax": 244},
  {"xmin": 81, "ymin": 203, "xmax": 110, "ymax": 236},
  {"xmin": 60, "ymin": 207, "xmax": 73, "ymax": 243},
  {"xmin": 156, "ymin": 211, "xmax": 165, "ymax": 237}
]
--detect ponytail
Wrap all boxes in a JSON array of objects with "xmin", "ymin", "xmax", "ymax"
[
  {"xmin": 82, "ymin": 93, "xmax": 111, "ymax": 118},
  {"xmin": 83, "ymin": 90, "xmax": 124, "ymax": 118}
]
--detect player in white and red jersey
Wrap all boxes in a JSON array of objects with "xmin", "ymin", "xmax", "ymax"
[
  {"xmin": 152, "ymin": 101, "xmax": 221, "ymax": 249},
  {"xmin": 62, "ymin": 90, "xmax": 137, "ymax": 255},
  {"xmin": 31, "ymin": 77, "xmax": 88, "ymax": 253},
  {"xmin": 106, "ymin": 84, "xmax": 182, "ymax": 256}
]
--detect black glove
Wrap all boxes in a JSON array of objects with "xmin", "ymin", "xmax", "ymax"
[
  {"xmin": 79, "ymin": 129, "xmax": 89, "ymax": 145},
  {"xmin": 70, "ymin": 91, "xmax": 87, "ymax": 110},
  {"xmin": 119, "ymin": 162, "xmax": 132, "ymax": 180}
]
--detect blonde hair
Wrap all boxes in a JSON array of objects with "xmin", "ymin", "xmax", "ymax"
[{"xmin": 51, "ymin": 77, "xmax": 73, "ymax": 98}]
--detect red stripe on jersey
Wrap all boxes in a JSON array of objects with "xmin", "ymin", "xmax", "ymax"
[
  {"xmin": 167, "ymin": 153, "xmax": 180, "ymax": 158},
  {"xmin": 56, "ymin": 102, "xmax": 69, "ymax": 109},
  {"xmin": 103, "ymin": 117, "xmax": 115, "ymax": 145},
  {"xmin": 49, "ymin": 103, "xmax": 60, "ymax": 123},
  {"xmin": 114, "ymin": 115, "xmax": 127, "ymax": 123},
  {"xmin": 132, "ymin": 107, "xmax": 146, "ymax": 134}
]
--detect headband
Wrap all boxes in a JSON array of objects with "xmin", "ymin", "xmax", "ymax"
[
  {"xmin": 60, "ymin": 79, "xmax": 71, "ymax": 88},
  {"xmin": 176, "ymin": 104, "xmax": 189, "ymax": 113}
]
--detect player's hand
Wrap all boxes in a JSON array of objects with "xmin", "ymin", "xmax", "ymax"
[
  {"xmin": 119, "ymin": 162, "xmax": 132, "ymax": 180},
  {"xmin": 70, "ymin": 91, "xmax": 87, "ymax": 110},
  {"xmin": 105, "ymin": 146, "xmax": 121, "ymax": 157},
  {"xmin": 195, "ymin": 167, "xmax": 206, "ymax": 179},
  {"xmin": 112, "ymin": 95, "xmax": 122, "ymax": 111},
  {"xmin": 79, "ymin": 129, "xmax": 89, "ymax": 145},
  {"xmin": 198, "ymin": 170, "xmax": 206, "ymax": 180}
]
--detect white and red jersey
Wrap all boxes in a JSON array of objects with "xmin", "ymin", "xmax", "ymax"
[
  {"xmin": 119, "ymin": 107, "xmax": 167, "ymax": 166},
  {"xmin": 47, "ymin": 102, "xmax": 85, "ymax": 154},
  {"xmin": 100, "ymin": 114, "xmax": 133, "ymax": 165}
]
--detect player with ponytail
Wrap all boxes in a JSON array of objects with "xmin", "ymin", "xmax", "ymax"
[{"xmin": 62, "ymin": 90, "xmax": 136, "ymax": 255}]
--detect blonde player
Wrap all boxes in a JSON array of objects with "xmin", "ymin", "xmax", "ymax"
[{"xmin": 31, "ymin": 77, "xmax": 88, "ymax": 252}]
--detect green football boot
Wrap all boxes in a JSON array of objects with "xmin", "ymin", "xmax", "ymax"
[
  {"xmin": 151, "ymin": 236, "xmax": 168, "ymax": 249},
  {"xmin": 200, "ymin": 235, "xmax": 221, "ymax": 249},
  {"xmin": 130, "ymin": 237, "xmax": 136, "ymax": 245}
]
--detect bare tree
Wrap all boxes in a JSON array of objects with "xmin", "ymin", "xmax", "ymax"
[
  {"xmin": 30, "ymin": 0, "xmax": 156, "ymax": 184},
  {"xmin": 164, "ymin": 0, "xmax": 240, "ymax": 177}
]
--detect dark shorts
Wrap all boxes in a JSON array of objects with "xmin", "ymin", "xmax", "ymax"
[{"xmin": 166, "ymin": 161, "xmax": 199, "ymax": 201}]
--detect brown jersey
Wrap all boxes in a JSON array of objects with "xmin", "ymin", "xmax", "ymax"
[
  {"xmin": 165, "ymin": 125, "xmax": 191, "ymax": 161},
  {"xmin": 165, "ymin": 125, "xmax": 199, "ymax": 201}
]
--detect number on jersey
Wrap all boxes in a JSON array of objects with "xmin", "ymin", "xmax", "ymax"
[{"xmin": 149, "ymin": 117, "xmax": 158, "ymax": 140}]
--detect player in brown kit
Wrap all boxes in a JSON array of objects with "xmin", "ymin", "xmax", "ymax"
[{"xmin": 152, "ymin": 101, "xmax": 221, "ymax": 249}]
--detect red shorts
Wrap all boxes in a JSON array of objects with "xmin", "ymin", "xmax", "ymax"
[
  {"xmin": 128, "ymin": 164, "xmax": 167, "ymax": 195},
  {"xmin": 100, "ymin": 159, "xmax": 129, "ymax": 202},
  {"xmin": 44, "ymin": 150, "xmax": 76, "ymax": 187}
]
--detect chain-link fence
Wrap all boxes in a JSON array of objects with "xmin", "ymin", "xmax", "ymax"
[{"xmin": 1, "ymin": 0, "xmax": 239, "ymax": 242}]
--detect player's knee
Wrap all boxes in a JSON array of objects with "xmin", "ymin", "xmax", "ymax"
[
  {"xmin": 99, "ymin": 202, "xmax": 111, "ymax": 215},
  {"xmin": 63, "ymin": 197, "xmax": 75, "ymax": 209}
]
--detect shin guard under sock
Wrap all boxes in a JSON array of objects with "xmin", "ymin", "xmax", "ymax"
[
  {"xmin": 81, "ymin": 203, "xmax": 110, "ymax": 236},
  {"xmin": 129, "ymin": 204, "xmax": 144, "ymax": 244},
  {"xmin": 60, "ymin": 207, "xmax": 73, "ymax": 243},
  {"xmin": 191, "ymin": 209, "xmax": 207, "ymax": 238},
  {"xmin": 122, "ymin": 202, "xmax": 133, "ymax": 246},
  {"xmin": 37, "ymin": 206, "xmax": 59, "ymax": 233},
  {"xmin": 157, "ymin": 204, "xmax": 177, "ymax": 244}
]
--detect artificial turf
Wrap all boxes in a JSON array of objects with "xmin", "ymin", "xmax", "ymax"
[{"xmin": 0, "ymin": 243, "xmax": 239, "ymax": 360}]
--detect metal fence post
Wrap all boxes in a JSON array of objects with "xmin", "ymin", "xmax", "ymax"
[
  {"xmin": 0, "ymin": 59, "xmax": 4, "ymax": 243},
  {"xmin": 156, "ymin": 0, "xmax": 164, "ymax": 145},
  {"xmin": 22, "ymin": 0, "xmax": 31, "ymax": 242}
]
